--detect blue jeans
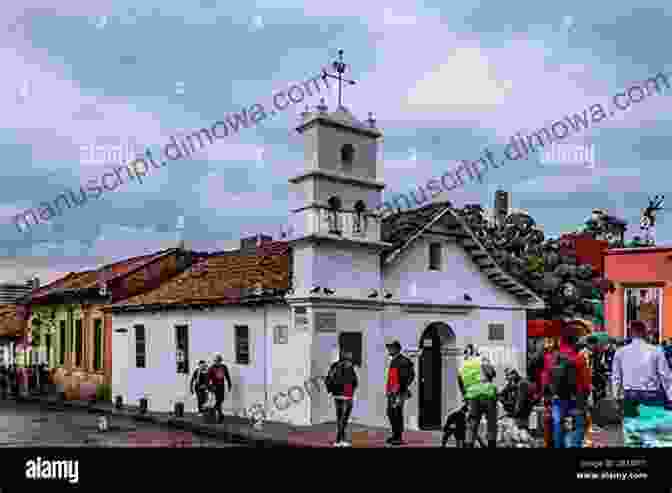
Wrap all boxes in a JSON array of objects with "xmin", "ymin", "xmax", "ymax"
[{"xmin": 552, "ymin": 399, "xmax": 585, "ymax": 448}]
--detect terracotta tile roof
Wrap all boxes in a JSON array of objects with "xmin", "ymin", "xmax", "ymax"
[
  {"xmin": 27, "ymin": 249, "xmax": 174, "ymax": 302},
  {"xmin": 0, "ymin": 304, "xmax": 24, "ymax": 338},
  {"xmin": 112, "ymin": 241, "xmax": 291, "ymax": 308}
]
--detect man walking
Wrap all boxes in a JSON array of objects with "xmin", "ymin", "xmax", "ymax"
[
  {"xmin": 541, "ymin": 327, "xmax": 591, "ymax": 448},
  {"xmin": 190, "ymin": 360, "xmax": 210, "ymax": 415},
  {"xmin": 0, "ymin": 364, "xmax": 7, "ymax": 400},
  {"xmin": 325, "ymin": 351, "xmax": 359, "ymax": 447},
  {"xmin": 612, "ymin": 320, "xmax": 672, "ymax": 447},
  {"xmin": 208, "ymin": 354, "xmax": 232, "ymax": 423},
  {"xmin": 459, "ymin": 345, "xmax": 498, "ymax": 448},
  {"xmin": 385, "ymin": 340, "xmax": 415, "ymax": 446}
]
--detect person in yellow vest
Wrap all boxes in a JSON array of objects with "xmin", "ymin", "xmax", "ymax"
[{"xmin": 459, "ymin": 344, "xmax": 498, "ymax": 448}]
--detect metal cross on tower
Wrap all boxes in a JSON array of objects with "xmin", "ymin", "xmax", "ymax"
[{"xmin": 321, "ymin": 49, "xmax": 356, "ymax": 109}]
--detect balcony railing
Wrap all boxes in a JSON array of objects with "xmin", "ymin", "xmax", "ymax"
[{"xmin": 314, "ymin": 210, "xmax": 378, "ymax": 239}]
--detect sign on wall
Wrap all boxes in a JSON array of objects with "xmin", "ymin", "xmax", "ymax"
[
  {"xmin": 315, "ymin": 312, "xmax": 337, "ymax": 332},
  {"xmin": 294, "ymin": 307, "xmax": 309, "ymax": 332},
  {"xmin": 274, "ymin": 325, "xmax": 288, "ymax": 344}
]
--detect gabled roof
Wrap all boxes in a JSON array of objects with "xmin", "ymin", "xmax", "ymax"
[
  {"xmin": 110, "ymin": 241, "xmax": 291, "ymax": 310},
  {"xmin": 381, "ymin": 201, "xmax": 545, "ymax": 308},
  {"xmin": 24, "ymin": 249, "xmax": 178, "ymax": 304}
]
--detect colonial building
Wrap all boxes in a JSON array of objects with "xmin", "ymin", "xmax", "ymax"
[
  {"xmin": 604, "ymin": 246, "xmax": 672, "ymax": 343},
  {"xmin": 0, "ymin": 280, "xmax": 35, "ymax": 366},
  {"xmin": 109, "ymin": 101, "xmax": 544, "ymax": 430},
  {"xmin": 18, "ymin": 247, "xmax": 202, "ymax": 400}
]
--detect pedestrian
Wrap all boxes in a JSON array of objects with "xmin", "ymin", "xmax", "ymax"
[
  {"xmin": 612, "ymin": 320, "xmax": 672, "ymax": 447},
  {"xmin": 39, "ymin": 363, "xmax": 49, "ymax": 395},
  {"xmin": 9, "ymin": 365, "xmax": 18, "ymax": 399},
  {"xmin": 190, "ymin": 360, "xmax": 210, "ymax": 415},
  {"xmin": 459, "ymin": 345, "xmax": 498, "ymax": 448},
  {"xmin": 325, "ymin": 351, "xmax": 359, "ymax": 447},
  {"xmin": 441, "ymin": 376, "xmax": 467, "ymax": 448},
  {"xmin": 208, "ymin": 354, "xmax": 232, "ymax": 423},
  {"xmin": 385, "ymin": 340, "xmax": 415, "ymax": 446},
  {"xmin": 0, "ymin": 364, "xmax": 7, "ymax": 400},
  {"xmin": 541, "ymin": 323, "xmax": 591, "ymax": 448}
]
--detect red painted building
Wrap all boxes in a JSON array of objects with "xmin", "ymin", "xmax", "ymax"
[{"xmin": 604, "ymin": 246, "xmax": 672, "ymax": 342}]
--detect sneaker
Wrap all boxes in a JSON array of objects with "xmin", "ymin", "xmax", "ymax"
[
  {"xmin": 333, "ymin": 442, "xmax": 343, "ymax": 447},
  {"xmin": 388, "ymin": 439, "xmax": 404, "ymax": 446},
  {"xmin": 340, "ymin": 441, "xmax": 351, "ymax": 447},
  {"xmin": 385, "ymin": 437, "xmax": 396, "ymax": 444}
]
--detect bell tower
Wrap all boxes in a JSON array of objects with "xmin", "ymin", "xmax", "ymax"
[{"xmin": 286, "ymin": 51, "xmax": 390, "ymax": 299}]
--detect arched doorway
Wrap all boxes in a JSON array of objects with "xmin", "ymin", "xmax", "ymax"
[{"xmin": 418, "ymin": 322, "xmax": 456, "ymax": 430}]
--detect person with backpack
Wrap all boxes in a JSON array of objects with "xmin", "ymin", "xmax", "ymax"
[
  {"xmin": 459, "ymin": 345, "xmax": 498, "ymax": 448},
  {"xmin": 208, "ymin": 354, "xmax": 232, "ymax": 423},
  {"xmin": 612, "ymin": 320, "xmax": 672, "ymax": 447},
  {"xmin": 325, "ymin": 351, "xmax": 359, "ymax": 447},
  {"xmin": 385, "ymin": 340, "xmax": 415, "ymax": 446},
  {"xmin": 190, "ymin": 360, "xmax": 210, "ymax": 415},
  {"xmin": 541, "ymin": 327, "xmax": 592, "ymax": 448}
]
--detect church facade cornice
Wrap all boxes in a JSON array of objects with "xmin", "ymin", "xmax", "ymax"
[{"xmin": 288, "ymin": 170, "xmax": 385, "ymax": 190}]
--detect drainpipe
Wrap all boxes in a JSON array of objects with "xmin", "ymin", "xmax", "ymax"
[{"xmin": 264, "ymin": 304, "xmax": 269, "ymax": 415}]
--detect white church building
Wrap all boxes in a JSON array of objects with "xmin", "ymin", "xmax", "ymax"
[{"xmin": 108, "ymin": 101, "xmax": 544, "ymax": 431}]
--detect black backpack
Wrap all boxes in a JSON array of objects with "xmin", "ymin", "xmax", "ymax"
[
  {"xmin": 549, "ymin": 351, "xmax": 577, "ymax": 399},
  {"xmin": 325, "ymin": 361, "xmax": 354, "ymax": 394}
]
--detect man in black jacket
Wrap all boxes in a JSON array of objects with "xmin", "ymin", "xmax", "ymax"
[
  {"xmin": 385, "ymin": 340, "xmax": 415, "ymax": 446},
  {"xmin": 326, "ymin": 351, "xmax": 359, "ymax": 447},
  {"xmin": 190, "ymin": 360, "xmax": 210, "ymax": 415}
]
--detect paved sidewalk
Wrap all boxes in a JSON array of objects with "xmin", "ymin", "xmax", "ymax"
[{"xmin": 20, "ymin": 393, "xmax": 446, "ymax": 448}]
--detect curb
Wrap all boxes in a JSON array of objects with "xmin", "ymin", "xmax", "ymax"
[{"xmin": 20, "ymin": 395, "xmax": 307, "ymax": 448}]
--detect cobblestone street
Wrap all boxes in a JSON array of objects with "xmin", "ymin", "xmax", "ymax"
[{"xmin": 0, "ymin": 400, "xmax": 242, "ymax": 447}]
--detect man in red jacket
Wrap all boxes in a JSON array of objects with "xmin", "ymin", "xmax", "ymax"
[
  {"xmin": 541, "ymin": 330, "xmax": 592, "ymax": 448},
  {"xmin": 208, "ymin": 354, "xmax": 232, "ymax": 423}
]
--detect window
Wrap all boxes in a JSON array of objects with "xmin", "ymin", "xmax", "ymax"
[
  {"xmin": 45, "ymin": 334, "xmax": 51, "ymax": 367},
  {"xmin": 339, "ymin": 332, "xmax": 363, "ymax": 367},
  {"xmin": 488, "ymin": 323, "xmax": 505, "ymax": 341},
  {"xmin": 75, "ymin": 319, "xmax": 83, "ymax": 367},
  {"xmin": 340, "ymin": 144, "xmax": 355, "ymax": 173},
  {"xmin": 135, "ymin": 324, "xmax": 146, "ymax": 368},
  {"xmin": 176, "ymin": 325, "xmax": 189, "ymax": 374},
  {"xmin": 235, "ymin": 325, "xmax": 250, "ymax": 365},
  {"xmin": 353, "ymin": 200, "xmax": 366, "ymax": 234},
  {"xmin": 429, "ymin": 242, "xmax": 442, "ymax": 270},
  {"xmin": 93, "ymin": 319, "xmax": 103, "ymax": 371},
  {"xmin": 625, "ymin": 287, "xmax": 662, "ymax": 343},
  {"xmin": 327, "ymin": 196, "xmax": 342, "ymax": 235},
  {"xmin": 59, "ymin": 321, "xmax": 66, "ymax": 365}
]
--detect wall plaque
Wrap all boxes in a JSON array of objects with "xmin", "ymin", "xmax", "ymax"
[
  {"xmin": 315, "ymin": 312, "xmax": 337, "ymax": 332},
  {"xmin": 294, "ymin": 307, "xmax": 308, "ymax": 331},
  {"xmin": 274, "ymin": 325, "xmax": 289, "ymax": 344}
]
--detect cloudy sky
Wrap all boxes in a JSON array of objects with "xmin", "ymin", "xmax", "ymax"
[{"xmin": 1, "ymin": 1, "xmax": 671, "ymax": 282}]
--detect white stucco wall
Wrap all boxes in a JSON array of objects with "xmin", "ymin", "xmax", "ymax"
[
  {"xmin": 111, "ymin": 304, "xmax": 305, "ymax": 419},
  {"xmin": 292, "ymin": 243, "xmax": 381, "ymax": 298},
  {"xmin": 384, "ymin": 236, "xmax": 522, "ymax": 308}
]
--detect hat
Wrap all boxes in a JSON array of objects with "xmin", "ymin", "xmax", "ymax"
[
  {"xmin": 385, "ymin": 340, "xmax": 401, "ymax": 350},
  {"xmin": 198, "ymin": 360, "xmax": 206, "ymax": 365}
]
